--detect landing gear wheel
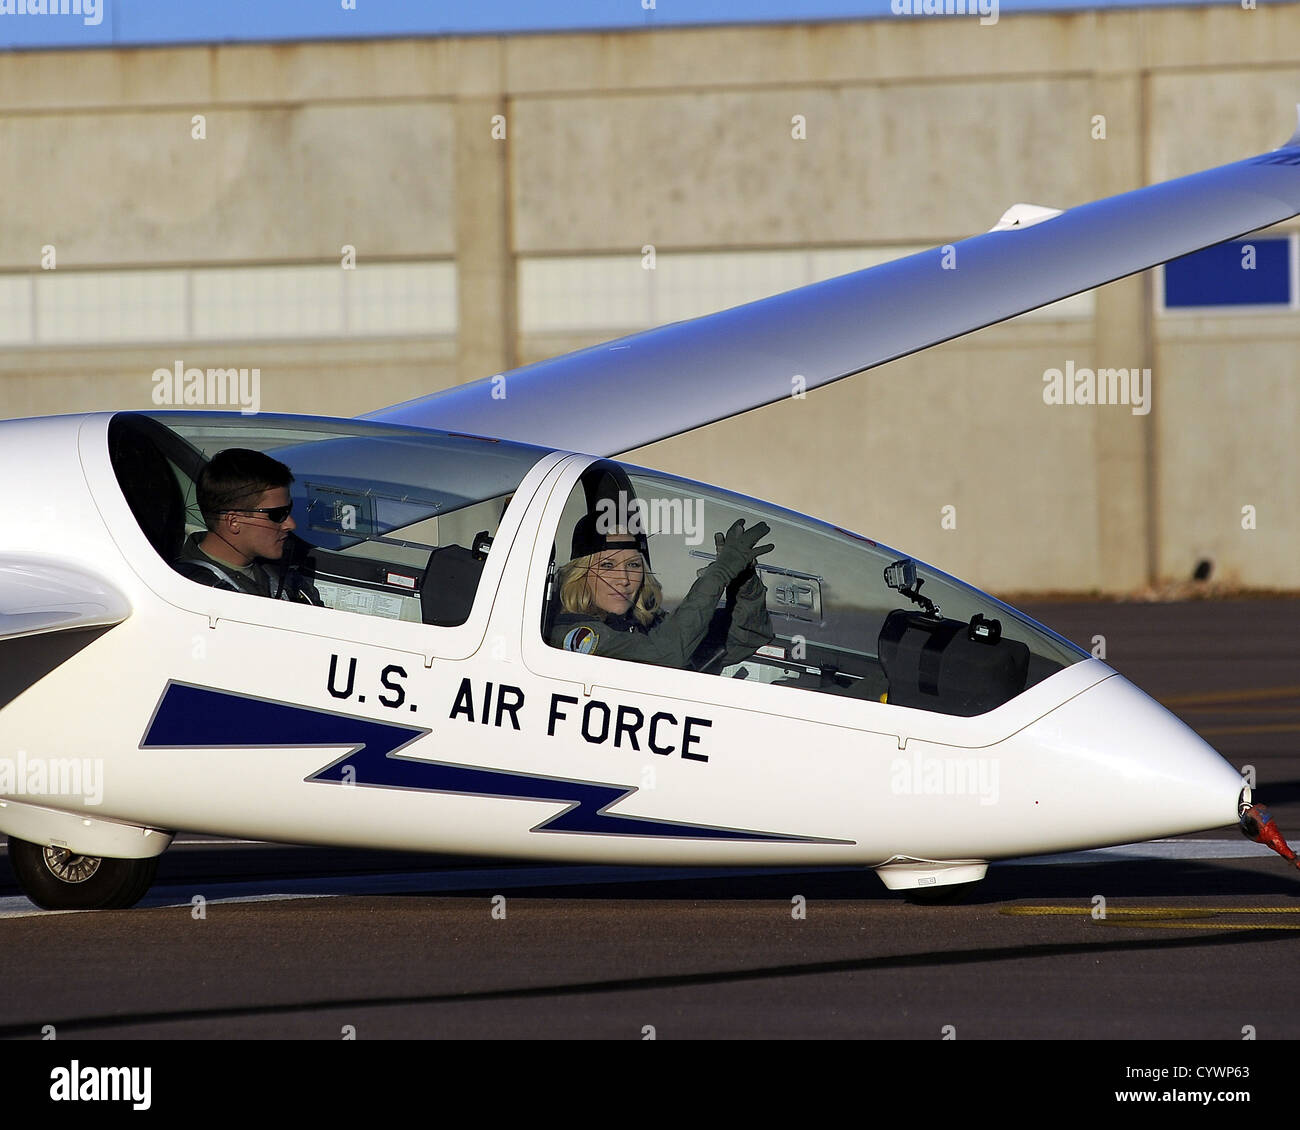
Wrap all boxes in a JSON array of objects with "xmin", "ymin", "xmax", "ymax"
[{"xmin": 7, "ymin": 836, "xmax": 159, "ymax": 910}]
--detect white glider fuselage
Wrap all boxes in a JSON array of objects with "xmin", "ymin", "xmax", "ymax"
[
  {"xmin": 0, "ymin": 412, "xmax": 1246, "ymax": 881},
  {"xmin": 5, "ymin": 121, "xmax": 1297, "ymax": 908}
]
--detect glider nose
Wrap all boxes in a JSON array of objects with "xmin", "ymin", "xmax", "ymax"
[{"xmin": 1023, "ymin": 674, "xmax": 1246, "ymax": 841}]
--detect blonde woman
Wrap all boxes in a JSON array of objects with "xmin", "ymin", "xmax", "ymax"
[{"xmin": 550, "ymin": 513, "xmax": 775, "ymax": 669}]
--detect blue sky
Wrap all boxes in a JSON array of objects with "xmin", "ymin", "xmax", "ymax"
[{"xmin": 0, "ymin": 0, "xmax": 1238, "ymax": 51}]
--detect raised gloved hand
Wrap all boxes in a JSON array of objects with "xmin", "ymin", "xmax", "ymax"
[{"xmin": 712, "ymin": 519, "xmax": 774, "ymax": 584}]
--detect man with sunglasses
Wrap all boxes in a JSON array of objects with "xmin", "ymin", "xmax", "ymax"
[{"xmin": 173, "ymin": 448, "xmax": 315, "ymax": 602}]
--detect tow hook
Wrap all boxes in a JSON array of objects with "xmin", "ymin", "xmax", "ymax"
[{"xmin": 1239, "ymin": 802, "xmax": 1300, "ymax": 872}]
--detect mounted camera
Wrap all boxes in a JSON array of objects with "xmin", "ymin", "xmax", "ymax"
[{"xmin": 883, "ymin": 557, "xmax": 940, "ymax": 618}]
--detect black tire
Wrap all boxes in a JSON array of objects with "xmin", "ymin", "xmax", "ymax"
[{"xmin": 7, "ymin": 836, "xmax": 159, "ymax": 910}]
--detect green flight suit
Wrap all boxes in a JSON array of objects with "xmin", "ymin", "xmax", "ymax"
[{"xmin": 172, "ymin": 532, "xmax": 318, "ymax": 604}]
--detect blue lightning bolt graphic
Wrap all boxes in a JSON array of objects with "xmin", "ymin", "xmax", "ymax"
[{"xmin": 141, "ymin": 683, "xmax": 820, "ymax": 842}]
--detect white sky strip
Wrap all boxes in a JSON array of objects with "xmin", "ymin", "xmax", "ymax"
[{"xmin": 0, "ymin": 262, "xmax": 456, "ymax": 347}]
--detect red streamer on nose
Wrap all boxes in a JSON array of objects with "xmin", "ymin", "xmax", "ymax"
[{"xmin": 1239, "ymin": 803, "xmax": 1300, "ymax": 871}]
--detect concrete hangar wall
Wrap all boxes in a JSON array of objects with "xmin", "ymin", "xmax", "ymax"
[{"xmin": 0, "ymin": 5, "xmax": 1296, "ymax": 594}]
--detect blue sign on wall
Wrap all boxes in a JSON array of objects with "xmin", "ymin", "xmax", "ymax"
[
  {"xmin": 0, "ymin": 0, "xmax": 1241, "ymax": 52},
  {"xmin": 1163, "ymin": 237, "xmax": 1293, "ymax": 310}
]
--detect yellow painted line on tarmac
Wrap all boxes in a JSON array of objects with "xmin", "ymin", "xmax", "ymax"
[
  {"xmin": 1094, "ymin": 922, "xmax": 1300, "ymax": 931},
  {"xmin": 1002, "ymin": 905, "xmax": 1300, "ymax": 931},
  {"xmin": 1159, "ymin": 685, "xmax": 1300, "ymax": 708},
  {"xmin": 1152, "ymin": 684, "xmax": 1300, "ymax": 735},
  {"xmin": 1195, "ymin": 723, "xmax": 1300, "ymax": 737},
  {"xmin": 1003, "ymin": 906, "xmax": 1300, "ymax": 915}
]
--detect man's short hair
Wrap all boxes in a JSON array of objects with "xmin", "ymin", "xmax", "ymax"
[{"xmin": 197, "ymin": 448, "xmax": 294, "ymax": 531}]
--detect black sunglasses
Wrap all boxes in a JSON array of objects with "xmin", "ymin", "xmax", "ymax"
[{"xmin": 224, "ymin": 504, "xmax": 293, "ymax": 523}]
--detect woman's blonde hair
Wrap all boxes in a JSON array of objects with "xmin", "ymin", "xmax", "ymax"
[{"xmin": 557, "ymin": 550, "xmax": 663, "ymax": 627}]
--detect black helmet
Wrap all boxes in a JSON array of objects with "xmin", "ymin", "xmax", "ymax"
[{"xmin": 570, "ymin": 511, "xmax": 650, "ymax": 562}]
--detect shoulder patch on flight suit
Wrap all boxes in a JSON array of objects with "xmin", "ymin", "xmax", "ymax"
[{"xmin": 563, "ymin": 626, "xmax": 598, "ymax": 654}]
